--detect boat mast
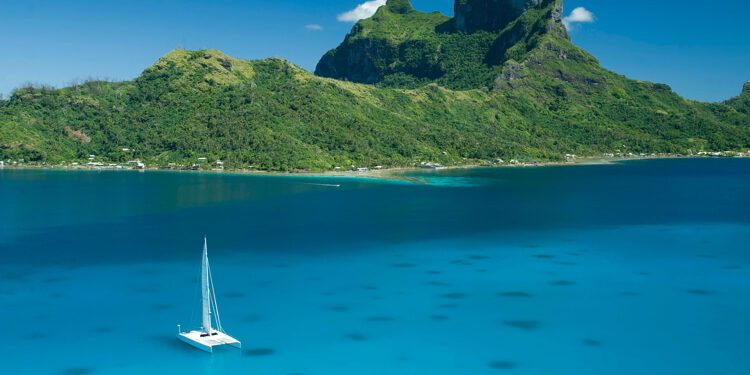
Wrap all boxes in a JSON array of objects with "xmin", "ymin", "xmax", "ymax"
[{"xmin": 202, "ymin": 237, "xmax": 212, "ymax": 335}]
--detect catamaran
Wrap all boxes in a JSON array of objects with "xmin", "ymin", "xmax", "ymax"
[{"xmin": 177, "ymin": 237, "xmax": 241, "ymax": 353}]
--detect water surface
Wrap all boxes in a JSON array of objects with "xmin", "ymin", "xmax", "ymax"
[{"xmin": 1, "ymin": 158, "xmax": 749, "ymax": 374}]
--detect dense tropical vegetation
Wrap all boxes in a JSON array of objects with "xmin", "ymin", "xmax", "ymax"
[{"xmin": 0, "ymin": 0, "xmax": 748, "ymax": 171}]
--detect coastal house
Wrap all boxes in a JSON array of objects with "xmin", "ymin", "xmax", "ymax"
[
  {"xmin": 419, "ymin": 162, "xmax": 444, "ymax": 169},
  {"xmin": 127, "ymin": 160, "xmax": 145, "ymax": 169}
]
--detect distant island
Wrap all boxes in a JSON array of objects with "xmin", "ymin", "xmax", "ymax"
[{"xmin": 1, "ymin": 0, "xmax": 748, "ymax": 172}]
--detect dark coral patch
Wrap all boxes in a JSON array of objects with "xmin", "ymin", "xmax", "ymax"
[
  {"xmin": 329, "ymin": 305, "xmax": 350, "ymax": 312},
  {"xmin": 554, "ymin": 261, "xmax": 577, "ymax": 266},
  {"xmin": 430, "ymin": 314, "xmax": 449, "ymax": 321},
  {"xmin": 697, "ymin": 254, "xmax": 719, "ymax": 259},
  {"xmin": 498, "ymin": 291, "xmax": 532, "ymax": 298},
  {"xmin": 132, "ymin": 285, "xmax": 159, "ymax": 293},
  {"xmin": 392, "ymin": 263, "xmax": 417, "ymax": 268},
  {"xmin": 686, "ymin": 289, "xmax": 715, "ymax": 296},
  {"xmin": 583, "ymin": 339, "xmax": 602, "ymax": 347},
  {"xmin": 504, "ymin": 320, "xmax": 540, "ymax": 331},
  {"xmin": 152, "ymin": 303, "xmax": 173, "ymax": 311},
  {"xmin": 243, "ymin": 314, "xmax": 263, "ymax": 323},
  {"xmin": 367, "ymin": 316, "xmax": 396, "ymax": 322},
  {"xmin": 534, "ymin": 254, "xmax": 556, "ymax": 259},
  {"xmin": 438, "ymin": 303, "xmax": 461, "ymax": 309},
  {"xmin": 549, "ymin": 280, "xmax": 576, "ymax": 286},
  {"xmin": 93, "ymin": 327, "xmax": 113, "ymax": 334},
  {"xmin": 722, "ymin": 265, "xmax": 743, "ymax": 270},
  {"xmin": 27, "ymin": 332, "xmax": 47, "ymax": 340},
  {"xmin": 244, "ymin": 348, "xmax": 275, "ymax": 357},
  {"xmin": 62, "ymin": 368, "xmax": 93, "ymax": 375},
  {"xmin": 346, "ymin": 333, "xmax": 368, "ymax": 341},
  {"xmin": 426, "ymin": 281, "xmax": 452, "ymax": 287},
  {"xmin": 0, "ymin": 270, "xmax": 33, "ymax": 281},
  {"xmin": 468, "ymin": 255, "xmax": 490, "ymax": 260},
  {"xmin": 441, "ymin": 292, "xmax": 467, "ymax": 299},
  {"xmin": 489, "ymin": 360, "xmax": 518, "ymax": 370},
  {"xmin": 426, "ymin": 270, "xmax": 443, "ymax": 275},
  {"xmin": 43, "ymin": 276, "xmax": 67, "ymax": 284}
]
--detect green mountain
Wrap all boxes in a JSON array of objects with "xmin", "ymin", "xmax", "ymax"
[{"xmin": 1, "ymin": 0, "xmax": 748, "ymax": 171}]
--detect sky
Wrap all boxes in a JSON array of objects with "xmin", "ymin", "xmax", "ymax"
[{"xmin": 0, "ymin": 0, "xmax": 748, "ymax": 102}]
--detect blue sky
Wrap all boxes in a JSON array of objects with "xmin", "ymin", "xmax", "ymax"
[{"xmin": 1, "ymin": 0, "xmax": 748, "ymax": 102}]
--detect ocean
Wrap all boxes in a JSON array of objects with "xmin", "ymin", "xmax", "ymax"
[{"xmin": 1, "ymin": 158, "xmax": 749, "ymax": 374}]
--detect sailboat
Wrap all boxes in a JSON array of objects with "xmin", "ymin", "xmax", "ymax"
[{"xmin": 177, "ymin": 237, "xmax": 241, "ymax": 353}]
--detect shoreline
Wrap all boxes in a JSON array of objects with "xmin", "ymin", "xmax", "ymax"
[{"xmin": 1, "ymin": 155, "xmax": 747, "ymax": 181}]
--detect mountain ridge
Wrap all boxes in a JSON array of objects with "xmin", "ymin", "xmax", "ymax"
[{"xmin": 315, "ymin": 0, "xmax": 568, "ymax": 89}]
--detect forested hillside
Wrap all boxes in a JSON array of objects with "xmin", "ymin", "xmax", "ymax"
[{"xmin": 1, "ymin": 0, "xmax": 748, "ymax": 171}]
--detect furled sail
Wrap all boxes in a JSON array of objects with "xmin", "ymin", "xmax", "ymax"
[{"xmin": 201, "ymin": 237, "xmax": 212, "ymax": 334}]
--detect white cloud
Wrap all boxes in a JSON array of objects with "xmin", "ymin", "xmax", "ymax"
[
  {"xmin": 305, "ymin": 24, "xmax": 323, "ymax": 31},
  {"xmin": 337, "ymin": 0, "xmax": 386, "ymax": 22},
  {"xmin": 562, "ymin": 7, "xmax": 595, "ymax": 30}
]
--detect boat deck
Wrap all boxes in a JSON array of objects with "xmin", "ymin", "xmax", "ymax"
[{"xmin": 178, "ymin": 330, "xmax": 241, "ymax": 352}]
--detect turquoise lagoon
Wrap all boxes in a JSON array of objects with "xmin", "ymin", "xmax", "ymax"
[{"xmin": 1, "ymin": 158, "xmax": 749, "ymax": 374}]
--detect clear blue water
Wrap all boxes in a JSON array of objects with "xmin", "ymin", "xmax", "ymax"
[{"xmin": 1, "ymin": 158, "xmax": 749, "ymax": 374}]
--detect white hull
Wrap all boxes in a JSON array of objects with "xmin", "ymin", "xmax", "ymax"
[{"xmin": 178, "ymin": 330, "xmax": 241, "ymax": 353}]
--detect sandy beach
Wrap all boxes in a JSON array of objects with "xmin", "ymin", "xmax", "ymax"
[{"xmin": 1, "ymin": 154, "xmax": 744, "ymax": 182}]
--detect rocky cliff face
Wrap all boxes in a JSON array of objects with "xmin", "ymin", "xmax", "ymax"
[
  {"xmin": 385, "ymin": 0, "xmax": 414, "ymax": 13},
  {"xmin": 726, "ymin": 81, "xmax": 750, "ymax": 114},
  {"xmin": 315, "ymin": 1, "xmax": 450, "ymax": 86},
  {"xmin": 455, "ymin": 0, "xmax": 544, "ymax": 32},
  {"xmin": 315, "ymin": 0, "xmax": 566, "ymax": 89}
]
